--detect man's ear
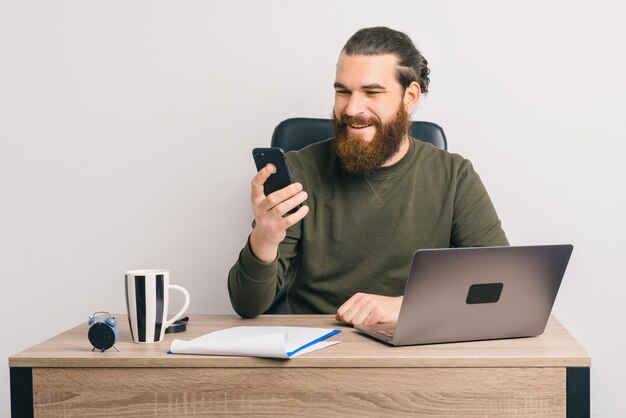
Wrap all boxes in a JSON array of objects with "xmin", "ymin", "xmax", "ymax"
[{"xmin": 403, "ymin": 81, "xmax": 421, "ymax": 113}]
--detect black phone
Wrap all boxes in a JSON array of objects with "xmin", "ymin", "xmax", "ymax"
[{"xmin": 252, "ymin": 147, "xmax": 297, "ymax": 198}]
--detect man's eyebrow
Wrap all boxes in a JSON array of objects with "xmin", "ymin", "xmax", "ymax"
[
  {"xmin": 333, "ymin": 82, "xmax": 387, "ymax": 90},
  {"xmin": 362, "ymin": 83, "xmax": 386, "ymax": 90}
]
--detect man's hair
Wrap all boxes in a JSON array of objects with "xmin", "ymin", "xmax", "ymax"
[{"xmin": 341, "ymin": 26, "xmax": 430, "ymax": 94}]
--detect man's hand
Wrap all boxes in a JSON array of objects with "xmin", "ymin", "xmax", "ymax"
[
  {"xmin": 335, "ymin": 293, "xmax": 403, "ymax": 325},
  {"xmin": 249, "ymin": 164, "xmax": 309, "ymax": 263}
]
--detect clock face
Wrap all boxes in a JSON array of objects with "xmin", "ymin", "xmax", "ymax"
[{"xmin": 88, "ymin": 322, "xmax": 116, "ymax": 351}]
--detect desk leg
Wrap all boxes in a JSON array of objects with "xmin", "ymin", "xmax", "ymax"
[
  {"xmin": 567, "ymin": 367, "xmax": 590, "ymax": 418},
  {"xmin": 10, "ymin": 367, "xmax": 33, "ymax": 418}
]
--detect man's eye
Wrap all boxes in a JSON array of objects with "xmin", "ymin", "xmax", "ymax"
[
  {"xmin": 336, "ymin": 90, "xmax": 349, "ymax": 95},
  {"xmin": 366, "ymin": 91, "xmax": 381, "ymax": 95}
]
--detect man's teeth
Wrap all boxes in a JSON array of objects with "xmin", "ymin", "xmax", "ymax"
[{"xmin": 350, "ymin": 123, "xmax": 372, "ymax": 128}]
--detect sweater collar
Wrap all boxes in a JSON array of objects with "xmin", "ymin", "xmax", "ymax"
[{"xmin": 365, "ymin": 137, "xmax": 416, "ymax": 179}]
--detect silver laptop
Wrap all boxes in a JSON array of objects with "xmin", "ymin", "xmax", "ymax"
[{"xmin": 355, "ymin": 245, "xmax": 573, "ymax": 346}]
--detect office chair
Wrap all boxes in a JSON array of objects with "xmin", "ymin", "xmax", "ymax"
[
  {"xmin": 271, "ymin": 117, "xmax": 447, "ymax": 152},
  {"xmin": 264, "ymin": 117, "xmax": 448, "ymax": 314}
]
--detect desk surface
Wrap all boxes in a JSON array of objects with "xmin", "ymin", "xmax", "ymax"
[{"xmin": 10, "ymin": 314, "xmax": 590, "ymax": 368}]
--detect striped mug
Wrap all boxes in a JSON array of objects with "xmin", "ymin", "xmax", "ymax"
[{"xmin": 125, "ymin": 269, "xmax": 190, "ymax": 343}]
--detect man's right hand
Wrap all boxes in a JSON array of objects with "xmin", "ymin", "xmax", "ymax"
[{"xmin": 249, "ymin": 164, "xmax": 309, "ymax": 263}]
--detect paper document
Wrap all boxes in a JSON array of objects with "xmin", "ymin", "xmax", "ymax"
[{"xmin": 169, "ymin": 326, "xmax": 341, "ymax": 359}]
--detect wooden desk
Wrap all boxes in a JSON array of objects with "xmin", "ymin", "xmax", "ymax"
[{"xmin": 10, "ymin": 315, "xmax": 590, "ymax": 417}]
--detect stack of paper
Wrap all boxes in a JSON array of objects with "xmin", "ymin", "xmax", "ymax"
[{"xmin": 169, "ymin": 326, "xmax": 341, "ymax": 359}]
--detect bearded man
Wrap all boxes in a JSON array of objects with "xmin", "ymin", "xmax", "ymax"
[{"xmin": 228, "ymin": 27, "xmax": 508, "ymax": 325}]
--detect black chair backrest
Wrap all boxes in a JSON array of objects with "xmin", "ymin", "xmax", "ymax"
[{"xmin": 271, "ymin": 117, "xmax": 447, "ymax": 152}]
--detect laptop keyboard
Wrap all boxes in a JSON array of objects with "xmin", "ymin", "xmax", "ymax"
[{"xmin": 377, "ymin": 329, "xmax": 395, "ymax": 338}]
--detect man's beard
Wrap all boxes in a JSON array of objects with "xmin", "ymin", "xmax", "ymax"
[{"xmin": 332, "ymin": 103, "xmax": 411, "ymax": 176}]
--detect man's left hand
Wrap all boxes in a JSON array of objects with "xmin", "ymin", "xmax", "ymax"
[{"xmin": 335, "ymin": 293, "xmax": 403, "ymax": 325}]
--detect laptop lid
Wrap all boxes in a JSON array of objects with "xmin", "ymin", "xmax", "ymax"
[{"xmin": 356, "ymin": 245, "xmax": 573, "ymax": 346}]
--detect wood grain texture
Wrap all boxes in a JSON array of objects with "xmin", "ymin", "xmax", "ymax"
[
  {"xmin": 33, "ymin": 367, "xmax": 566, "ymax": 417},
  {"xmin": 10, "ymin": 315, "xmax": 590, "ymax": 368}
]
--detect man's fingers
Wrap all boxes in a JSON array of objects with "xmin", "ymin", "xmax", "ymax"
[
  {"xmin": 251, "ymin": 164, "xmax": 276, "ymax": 202},
  {"xmin": 254, "ymin": 189, "xmax": 307, "ymax": 223},
  {"xmin": 252, "ymin": 164, "xmax": 275, "ymax": 188},
  {"xmin": 264, "ymin": 183, "xmax": 303, "ymax": 209},
  {"xmin": 271, "ymin": 190, "xmax": 308, "ymax": 217},
  {"xmin": 349, "ymin": 307, "xmax": 373, "ymax": 326},
  {"xmin": 337, "ymin": 308, "xmax": 355, "ymax": 324},
  {"xmin": 336, "ymin": 293, "xmax": 366, "ymax": 325},
  {"xmin": 336, "ymin": 293, "xmax": 362, "ymax": 319},
  {"xmin": 254, "ymin": 182, "xmax": 304, "ymax": 213},
  {"xmin": 276, "ymin": 204, "xmax": 309, "ymax": 229},
  {"xmin": 336, "ymin": 293, "xmax": 398, "ymax": 325},
  {"xmin": 351, "ymin": 297, "xmax": 383, "ymax": 325},
  {"xmin": 363, "ymin": 306, "xmax": 384, "ymax": 325}
]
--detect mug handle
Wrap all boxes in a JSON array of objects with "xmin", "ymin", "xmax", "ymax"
[{"xmin": 164, "ymin": 284, "xmax": 190, "ymax": 329}]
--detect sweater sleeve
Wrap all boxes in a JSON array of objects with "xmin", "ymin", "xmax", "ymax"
[
  {"xmin": 227, "ymin": 220, "xmax": 301, "ymax": 318},
  {"xmin": 228, "ymin": 151, "xmax": 309, "ymax": 318},
  {"xmin": 451, "ymin": 160, "xmax": 509, "ymax": 247}
]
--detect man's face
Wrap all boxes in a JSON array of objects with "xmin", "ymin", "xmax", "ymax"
[
  {"xmin": 333, "ymin": 53, "xmax": 408, "ymax": 143},
  {"xmin": 332, "ymin": 53, "xmax": 411, "ymax": 175}
]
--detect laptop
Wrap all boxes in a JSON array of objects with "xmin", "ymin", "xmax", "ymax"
[{"xmin": 354, "ymin": 244, "xmax": 573, "ymax": 346}]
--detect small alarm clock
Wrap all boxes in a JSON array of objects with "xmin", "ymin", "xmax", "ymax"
[{"xmin": 88, "ymin": 312, "xmax": 119, "ymax": 352}]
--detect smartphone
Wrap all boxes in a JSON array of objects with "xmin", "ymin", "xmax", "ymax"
[{"xmin": 252, "ymin": 147, "xmax": 300, "ymax": 213}]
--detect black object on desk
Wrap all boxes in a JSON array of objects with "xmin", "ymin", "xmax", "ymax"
[{"xmin": 165, "ymin": 316, "xmax": 189, "ymax": 334}]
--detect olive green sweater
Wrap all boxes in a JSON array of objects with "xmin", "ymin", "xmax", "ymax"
[{"xmin": 228, "ymin": 138, "xmax": 508, "ymax": 317}]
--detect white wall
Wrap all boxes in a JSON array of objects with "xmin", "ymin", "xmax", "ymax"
[{"xmin": 1, "ymin": 0, "xmax": 624, "ymax": 415}]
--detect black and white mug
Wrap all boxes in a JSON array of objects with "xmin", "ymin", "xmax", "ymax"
[{"xmin": 125, "ymin": 269, "xmax": 190, "ymax": 343}]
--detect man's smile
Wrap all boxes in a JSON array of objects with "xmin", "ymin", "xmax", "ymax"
[{"xmin": 349, "ymin": 122, "xmax": 374, "ymax": 129}]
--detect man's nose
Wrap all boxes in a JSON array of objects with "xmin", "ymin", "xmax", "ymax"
[{"xmin": 344, "ymin": 94, "xmax": 366, "ymax": 116}]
